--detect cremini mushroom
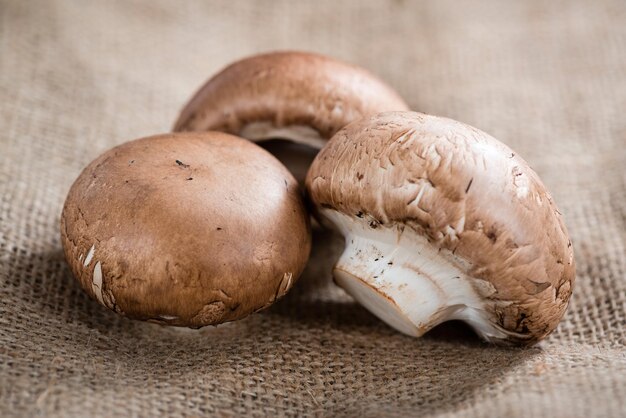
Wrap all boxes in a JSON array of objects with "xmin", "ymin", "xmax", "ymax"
[
  {"xmin": 61, "ymin": 132, "xmax": 311, "ymax": 327},
  {"xmin": 173, "ymin": 51, "xmax": 409, "ymax": 182},
  {"xmin": 306, "ymin": 111, "xmax": 575, "ymax": 345}
]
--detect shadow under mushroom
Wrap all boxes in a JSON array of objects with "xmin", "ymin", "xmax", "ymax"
[{"xmin": 6, "ymin": 240, "xmax": 540, "ymax": 416}]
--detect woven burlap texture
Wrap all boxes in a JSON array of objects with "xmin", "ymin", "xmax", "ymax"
[{"xmin": 1, "ymin": 1, "xmax": 625, "ymax": 417}]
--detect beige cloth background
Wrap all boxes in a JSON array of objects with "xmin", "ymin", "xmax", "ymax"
[{"xmin": 1, "ymin": 1, "xmax": 625, "ymax": 416}]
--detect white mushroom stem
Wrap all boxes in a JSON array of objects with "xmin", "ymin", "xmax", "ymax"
[{"xmin": 323, "ymin": 209, "xmax": 516, "ymax": 342}]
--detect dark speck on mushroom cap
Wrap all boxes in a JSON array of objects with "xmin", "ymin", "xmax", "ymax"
[
  {"xmin": 60, "ymin": 132, "xmax": 311, "ymax": 327},
  {"xmin": 306, "ymin": 111, "xmax": 575, "ymax": 344}
]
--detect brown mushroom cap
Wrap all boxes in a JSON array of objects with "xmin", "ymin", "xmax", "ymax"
[
  {"xmin": 306, "ymin": 111, "xmax": 575, "ymax": 345},
  {"xmin": 173, "ymin": 51, "xmax": 409, "ymax": 171},
  {"xmin": 61, "ymin": 132, "xmax": 311, "ymax": 327}
]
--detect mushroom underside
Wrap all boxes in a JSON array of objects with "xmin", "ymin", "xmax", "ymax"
[
  {"xmin": 239, "ymin": 121, "xmax": 327, "ymax": 149},
  {"xmin": 324, "ymin": 209, "xmax": 531, "ymax": 344},
  {"xmin": 241, "ymin": 123, "xmax": 323, "ymax": 184}
]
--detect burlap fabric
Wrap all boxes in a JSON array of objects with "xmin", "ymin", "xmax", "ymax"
[{"xmin": 1, "ymin": 1, "xmax": 625, "ymax": 416}]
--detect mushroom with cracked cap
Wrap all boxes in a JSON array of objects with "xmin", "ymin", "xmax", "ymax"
[
  {"xmin": 173, "ymin": 51, "xmax": 409, "ymax": 182},
  {"xmin": 305, "ymin": 111, "xmax": 575, "ymax": 345},
  {"xmin": 61, "ymin": 132, "xmax": 311, "ymax": 327}
]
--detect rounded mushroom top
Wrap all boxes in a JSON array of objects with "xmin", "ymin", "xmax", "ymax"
[
  {"xmin": 61, "ymin": 132, "xmax": 311, "ymax": 327},
  {"xmin": 173, "ymin": 51, "xmax": 409, "ymax": 147},
  {"xmin": 306, "ymin": 111, "xmax": 575, "ymax": 343}
]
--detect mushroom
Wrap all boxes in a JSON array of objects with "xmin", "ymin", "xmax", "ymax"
[
  {"xmin": 173, "ymin": 51, "xmax": 409, "ymax": 182},
  {"xmin": 61, "ymin": 132, "xmax": 311, "ymax": 327},
  {"xmin": 306, "ymin": 111, "xmax": 575, "ymax": 345}
]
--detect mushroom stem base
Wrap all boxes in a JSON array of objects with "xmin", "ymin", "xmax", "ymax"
[
  {"xmin": 325, "ymin": 209, "xmax": 513, "ymax": 342},
  {"xmin": 334, "ymin": 267, "xmax": 433, "ymax": 336}
]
